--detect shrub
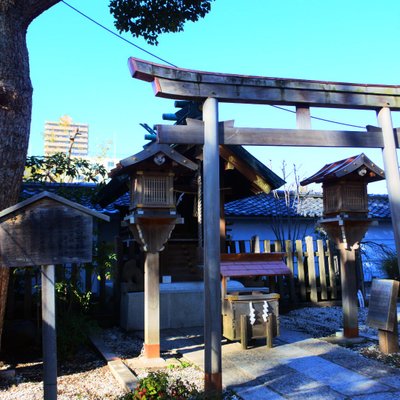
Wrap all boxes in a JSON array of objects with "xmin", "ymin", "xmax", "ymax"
[
  {"xmin": 54, "ymin": 277, "xmax": 97, "ymax": 360},
  {"xmin": 57, "ymin": 313, "xmax": 97, "ymax": 360},
  {"xmin": 134, "ymin": 371, "xmax": 169, "ymax": 399},
  {"xmin": 118, "ymin": 371, "xmax": 201, "ymax": 400},
  {"xmin": 380, "ymin": 250, "xmax": 399, "ymax": 280}
]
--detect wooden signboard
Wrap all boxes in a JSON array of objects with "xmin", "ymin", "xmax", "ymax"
[
  {"xmin": 0, "ymin": 191, "xmax": 109, "ymax": 400},
  {"xmin": 0, "ymin": 192, "xmax": 109, "ymax": 267},
  {"xmin": 367, "ymin": 279, "xmax": 399, "ymax": 332}
]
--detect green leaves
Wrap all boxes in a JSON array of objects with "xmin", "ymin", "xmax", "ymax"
[
  {"xmin": 127, "ymin": 370, "xmax": 201, "ymax": 399},
  {"xmin": 24, "ymin": 152, "xmax": 107, "ymax": 184},
  {"xmin": 109, "ymin": 0, "xmax": 214, "ymax": 45}
]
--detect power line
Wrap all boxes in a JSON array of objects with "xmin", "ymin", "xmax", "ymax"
[
  {"xmin": 61, "ymin": 1, "xmax": 178, "ymax": 67},
  {"xmin": 271, "ymin": 105, "xmax": 365, "ymax": 129},
  {"xmin": 61, "ymin": 1, "xmax": 366, "ymax": 130}
]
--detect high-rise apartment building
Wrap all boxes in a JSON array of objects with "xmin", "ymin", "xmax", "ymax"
[{"xmin": 44, "ymin": 116, "xmax": 89, "ymax": 157}]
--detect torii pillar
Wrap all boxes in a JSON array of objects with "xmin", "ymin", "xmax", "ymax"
[{"xmin": 203, "ymin": 97, "xmax": 222, "ymax": 394}]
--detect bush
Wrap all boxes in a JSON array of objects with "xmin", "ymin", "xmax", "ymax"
[
  {"xmin": 57, "ymin": 313, "xmax": 97, "ymax": 360},
  {"xmin": 380, "ymin": 249, "xmax": 399, "ymax": 280},
  {"xmin": 54, "ymin": 277, "xmax": 97, "ymax": 360},
  {"xmin": 118, "ymin": 371, "xmax": 201, "ymax": 400}
]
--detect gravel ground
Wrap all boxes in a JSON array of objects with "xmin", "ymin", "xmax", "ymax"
[
  {"xmin": 0, "ymin": 347, "xmax": 126, "ymax": 400},
  {"xmin": 1, "ymin": 306, "xmax": 399, "ymax": 399},
  {"xmin": 0, "ymin": 327, "xmax": 210, "ymax": 400},
  {"xmin": 280, "ymin": 306, "xmax": 400, "ymax": 369}
]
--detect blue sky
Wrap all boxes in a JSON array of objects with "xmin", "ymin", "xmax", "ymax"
[{"xmin": 27, "ymin": 0, "xmax": 400, "ymax": 194}]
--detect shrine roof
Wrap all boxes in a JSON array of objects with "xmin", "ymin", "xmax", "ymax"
[
  {"xmin": 225, "ymin": 145, "xmax": 285, "ymax": 190},
  {"xmin": 96, "ymin": 141, "xmax": 285, "ymax": 207},
  {"xmin": 220, "ymin": 261, "xmax": 291, "ymax": 277},
  {"xmin": 220, "ymin": 253, "xmax": 291, "ymax": 277}
]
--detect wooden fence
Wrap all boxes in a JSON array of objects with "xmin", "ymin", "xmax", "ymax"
[
  {"xmin": 226, "ymin": 236, "xmax": 342, "ymax": 304},
  {"xmin": 6, "ymin": 236, "xmax": 343, "ymax": 322}
]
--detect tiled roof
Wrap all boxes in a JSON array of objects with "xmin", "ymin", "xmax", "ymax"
[
  {"xmin": 21, "ymin": 184, "xmax": 391, "ymax": 220},
  {"xmin": 225, "ymin": 190, "xmax": 391, "ymax": 219}
]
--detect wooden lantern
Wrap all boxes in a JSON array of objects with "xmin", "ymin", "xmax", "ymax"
[
  {"xmin": 301, "ymin": 153, "xmax": 385, "ymax": 339},
  {"xmin": 114, "ymin": 143, "xmax": 198, "ymax": 359},
  {"xmin": 301, "ymin": 153, "xmax": 385, "ymax": 218},
  {"xmin": 130, "ymin": 171, "xmax": 175, "ymax": 212},
  {"xmin": 323, "ymin": 180, "xmax": 368, "ymax": 217},
  {"xmin": 120, "ymin": 145, "xmax": 198, "ymax": 252}
]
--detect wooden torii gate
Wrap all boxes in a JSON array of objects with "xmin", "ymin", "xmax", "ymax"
[{"xmin": 128, "ymin": 57, "xmax": 400, "ymax": 395}]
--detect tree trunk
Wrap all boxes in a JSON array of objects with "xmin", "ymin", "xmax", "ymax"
[{"xmin": 0, "ymin": 6, "xmax": 33, "ymax": 350}]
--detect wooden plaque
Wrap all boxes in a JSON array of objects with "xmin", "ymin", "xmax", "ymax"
[
  {"xmin": 0, "ymin": 197, "xmax": 95, "ymax": 267},
  {"xmin": 367, "ymin": 279, "xmax": 399, "ymax": 332}
]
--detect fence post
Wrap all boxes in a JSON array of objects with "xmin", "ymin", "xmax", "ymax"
[
  {"xmin": 317, "ymin": 240, "xmax": 328, "ymax": 301},
  {"xmin": 296, "ymin": 240, "xmax": 307, "ymax": 301},
  {"xmin": 285, "ymin": 239, "xmax": 297, "ymax": 304},
  {"xmin": 274, "ymin": 241, "xmax": 285, "ymax": 297},
  {"xmin": 251, "ymin": 235, "xmax": 261, "ymax": 253},
  {"xmin": 263, "ymin": 240, "xmax": 271, "ymax": 253},
  {"xmin": 326, "ymin": 240, "xmax": 338, "ymax": 299},
  {"xmin": 305, "ymin": 236, "xmax": 318, "ymax": 302}
]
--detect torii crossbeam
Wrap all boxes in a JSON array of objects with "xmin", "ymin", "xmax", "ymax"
[
  {"xmin": 128, "ymin": 57, "xmax": 400, "ymax": 109},
  {"xmin": 128, "ymin": 57, "xmax": 400, "ymax": 396}
]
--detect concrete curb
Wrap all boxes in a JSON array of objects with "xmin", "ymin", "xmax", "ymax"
[{"xmin": 89, "ymin": 333, "xmax": 138, "ymax": 392}]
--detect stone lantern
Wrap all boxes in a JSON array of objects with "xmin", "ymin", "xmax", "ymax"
[
  {"xmin": 122, "ymin": 143, "xmax": 198, "ymax": 358},
  {"xmin": 301, "ymin": 153, "xmax": 385, "ymax": 338}
]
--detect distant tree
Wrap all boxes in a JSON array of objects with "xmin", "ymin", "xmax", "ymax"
[
  {"xmin": 270, "ymin": 161, "xmax": 313, "ymax": 247},
  {"xmin": 24, "ymin": 153, "xmax": 107, "ymax": 184},
  {"xmin": 0, "ymin": 0, "xmax": 214, "ymax": 349}
]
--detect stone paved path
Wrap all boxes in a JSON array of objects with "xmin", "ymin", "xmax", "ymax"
[{"xmin": 159, "ymin": 327, "xmax": 400, "ymax": 400}]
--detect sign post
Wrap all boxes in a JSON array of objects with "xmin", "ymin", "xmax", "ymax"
[
  {"xmin": 41, "ymin": 264, "xmax": 57, "ymax": 400},
  {"xmin": 0, "ymin": 192, "xmax": 109, "ymax": 400}
]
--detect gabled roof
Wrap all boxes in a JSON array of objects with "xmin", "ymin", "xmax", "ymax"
[
  {"xmin": 98, "ymin": 143, "xmax": 199, "ymax": 207},
  {"xmin": 300, "ymin": 153, "xmax": 385, "ymax": 185},
  {"xmin": 221, "ymin": 145, "xmax": 285, "ymax": 192},
  {"xmin": 21, "ymin": 183, "xmax": 124, "ymax": 214},
  {"xmin": 110, "ymin": 142, "xmax": 198, "ymax": 177},
  {"xmin": 97, "ymin": 140, "xmax": 285, "ymax": 207},
  {"xmin": 225, "ymin": 191, "xmax": 391, "ymax": 219},
  {"xmin": 0, "ymin": 191, "xmax": 110, "ymax": 222}
]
